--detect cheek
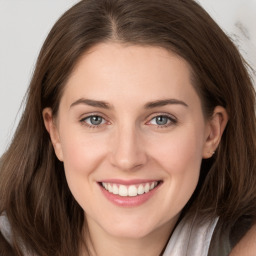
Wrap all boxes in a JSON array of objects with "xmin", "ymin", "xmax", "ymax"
[
  {"xmin": 60, "ymin": 129, "xmax": 108, "ymax": 174},
  {"xmin": 150, "ymin": 130, "xmax": 204, "ymax": 214},
  {"xmin": 60, "ymin": 133, "xmax": 108, "ymax": 209},
  {"xmin": 59, "ymin": 128, "xmax": 108, "ymax": 190},
  {"xmin": 149, "ymin": 128, "xmax": 204, "ymax": 174}
]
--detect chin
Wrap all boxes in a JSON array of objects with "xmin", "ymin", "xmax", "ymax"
[{"xmin": 102, "ymin": 219, "xmax": 161, "ymax": 239}]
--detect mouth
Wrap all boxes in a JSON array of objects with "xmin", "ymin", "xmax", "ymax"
[{"xmin": 99, "ymin": 181, "xmax": 162, "ymax": 197}]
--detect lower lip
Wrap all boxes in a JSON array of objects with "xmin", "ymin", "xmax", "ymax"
[{"xmin": 99, "ymin": 183, "xmax": 161, "ymax": 207}]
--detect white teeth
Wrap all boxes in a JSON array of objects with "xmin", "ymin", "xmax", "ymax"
[
  {"xmin": 144, "ymin": 183, "xmax": 150, "ymax": 193},
  {"xmin": 101, "ymin": 181, "xmax": 159, "ymax": 197},
  {"xmin": 119, "ymin": 185, "xmax": 128, "ymax": 196},
  {"xmin": 137, "ymin": 184, "xmax": 144, "ymax": 195},
  {"xmin": 150, "ymin": 182, "xmax": 155, "ymax": 190},
  {"xmin": 112, "ymin": 184, "xmax": 119, "ymax": 195},
  {"xmin": 108, "ymin": 183, "xmax": 113, "ymax": 193},
  {"xmin": 128, "ymin": 185, "xmax": 137, "ymax": 197}
]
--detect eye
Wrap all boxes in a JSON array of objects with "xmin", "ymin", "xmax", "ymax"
[
  {"xmin": 147, "ymin": 114, "xmax": 177, "ymax": 127},
  {"xmin": 80, "ymin": 115, "xmax": 107, "ymax": 127},
  {"xmin": 153, "ymin": 116, "xmax": 169, "ymax": 125}
]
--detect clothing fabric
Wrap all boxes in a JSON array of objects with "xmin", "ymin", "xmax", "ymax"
[
  {"xmin": 0, "ymin": 214, "xmax": 11, "ymax": 246},
  {"xmin": 163, "ymin": 214, "xmax": 253, "ymax": 256},
  {"xmin": 0, "ymin": 213, "xmax": 29, "ymax": 255},
  {"xmin": 163, "ymin": 215, "xmax": 218, "ymax": 256}
]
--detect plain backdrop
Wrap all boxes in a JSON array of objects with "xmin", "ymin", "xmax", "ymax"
[{"xmin": 0, "ymin": 0, "xmax": 256, "ymax": 156}]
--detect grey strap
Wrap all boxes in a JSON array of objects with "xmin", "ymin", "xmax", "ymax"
[{"xmin": 163, "ymin": 215, "xmax": 218, "ymax": 256}]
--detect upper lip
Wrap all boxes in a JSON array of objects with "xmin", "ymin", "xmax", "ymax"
[{"xmin": 98, "ymin": 179, "xmax": 162, "ymax": 185}]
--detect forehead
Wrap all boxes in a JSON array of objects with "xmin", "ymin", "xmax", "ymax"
[{"xmin": 62, "ymin": 43, "xmax": 199, "ymax": 108}]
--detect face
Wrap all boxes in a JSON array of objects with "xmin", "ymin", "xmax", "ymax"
[{"xmin": 44, "ymin": 43, "xmax": 220, "ymax": 240}]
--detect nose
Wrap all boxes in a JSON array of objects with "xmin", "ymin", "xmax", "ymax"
[{"xmin": 109, "ymin": 125, "xmax": 148, "ymax": 171}]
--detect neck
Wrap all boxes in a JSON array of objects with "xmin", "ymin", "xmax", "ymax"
[{"xmin": 81, "ymin": 215, "xmax": 179, "ymax": 256}]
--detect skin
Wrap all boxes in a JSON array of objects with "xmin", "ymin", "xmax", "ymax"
[{"xmin": 43, "ymin": 43, "xmax": 228, "ymax": 256}]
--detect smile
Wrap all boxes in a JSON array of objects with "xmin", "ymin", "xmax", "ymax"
[
  {"xmin": 101, "ymin": 181, "xmax": 159, "ymax": 197},
  {"xmin": 98, "ymin": 180, "xmax": 162, "ymax": 207}
]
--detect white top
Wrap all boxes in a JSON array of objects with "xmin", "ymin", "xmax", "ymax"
[
  {"xmin": 0, "ymin": 213, "xmax": 11, "ymax": 245},
  {"xmin": 163, "ymin": 215, "xmax": 219, "ymax": 256}
]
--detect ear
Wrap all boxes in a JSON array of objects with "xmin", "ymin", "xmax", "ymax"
[
  {"xmin": 42, "ymin": 108, "xmax": 64, "ymax": 161},
  {"xmin": 202, "ymin": 106, "xmax": 229, "ymax": 159}
]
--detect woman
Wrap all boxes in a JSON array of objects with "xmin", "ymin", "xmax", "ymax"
[{"xmin": 0, "ymin": 0, "xmax": 256, "ymax": 255}]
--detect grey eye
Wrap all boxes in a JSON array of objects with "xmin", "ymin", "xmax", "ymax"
[
  {"xmin": 148, "ymin": 115, "xmax": 177, "ymax": 127},
  {"xmin": 155, "ymin": 116, "xmax": 169, "ymax": 125},
  {"xmin": 88, "ymin": 116, "xmax": 103, "ymax": 125},
  {"xmin": 81, "ymin": 115, "xmax": 106, "ymax": 126}
]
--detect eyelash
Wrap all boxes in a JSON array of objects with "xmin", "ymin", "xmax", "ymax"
[{"xmin": 79, "ymin": 114, "xmax": 177, "ymax": 129}]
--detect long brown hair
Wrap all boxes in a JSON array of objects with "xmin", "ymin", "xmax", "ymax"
[{"xmin": 1, "ymin": 0, "xmax": 256, "ymax": 255}]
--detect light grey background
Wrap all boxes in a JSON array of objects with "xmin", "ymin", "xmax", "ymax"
[{"xmin": 0, "ymin": 0, "xmax": 255, "ymax": 156}]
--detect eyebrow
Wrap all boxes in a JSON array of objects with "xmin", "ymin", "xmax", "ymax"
[
  {"xmin": 70, "ymin": 98, "xmax": 188, "ymax": 110},
  {"xmin": 144, "ymin": 99, "xmax": 188, "ymax": 108},
  {"xmin": 70, "ymin": 98, "xmax": 112, "ymax": 109}
]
